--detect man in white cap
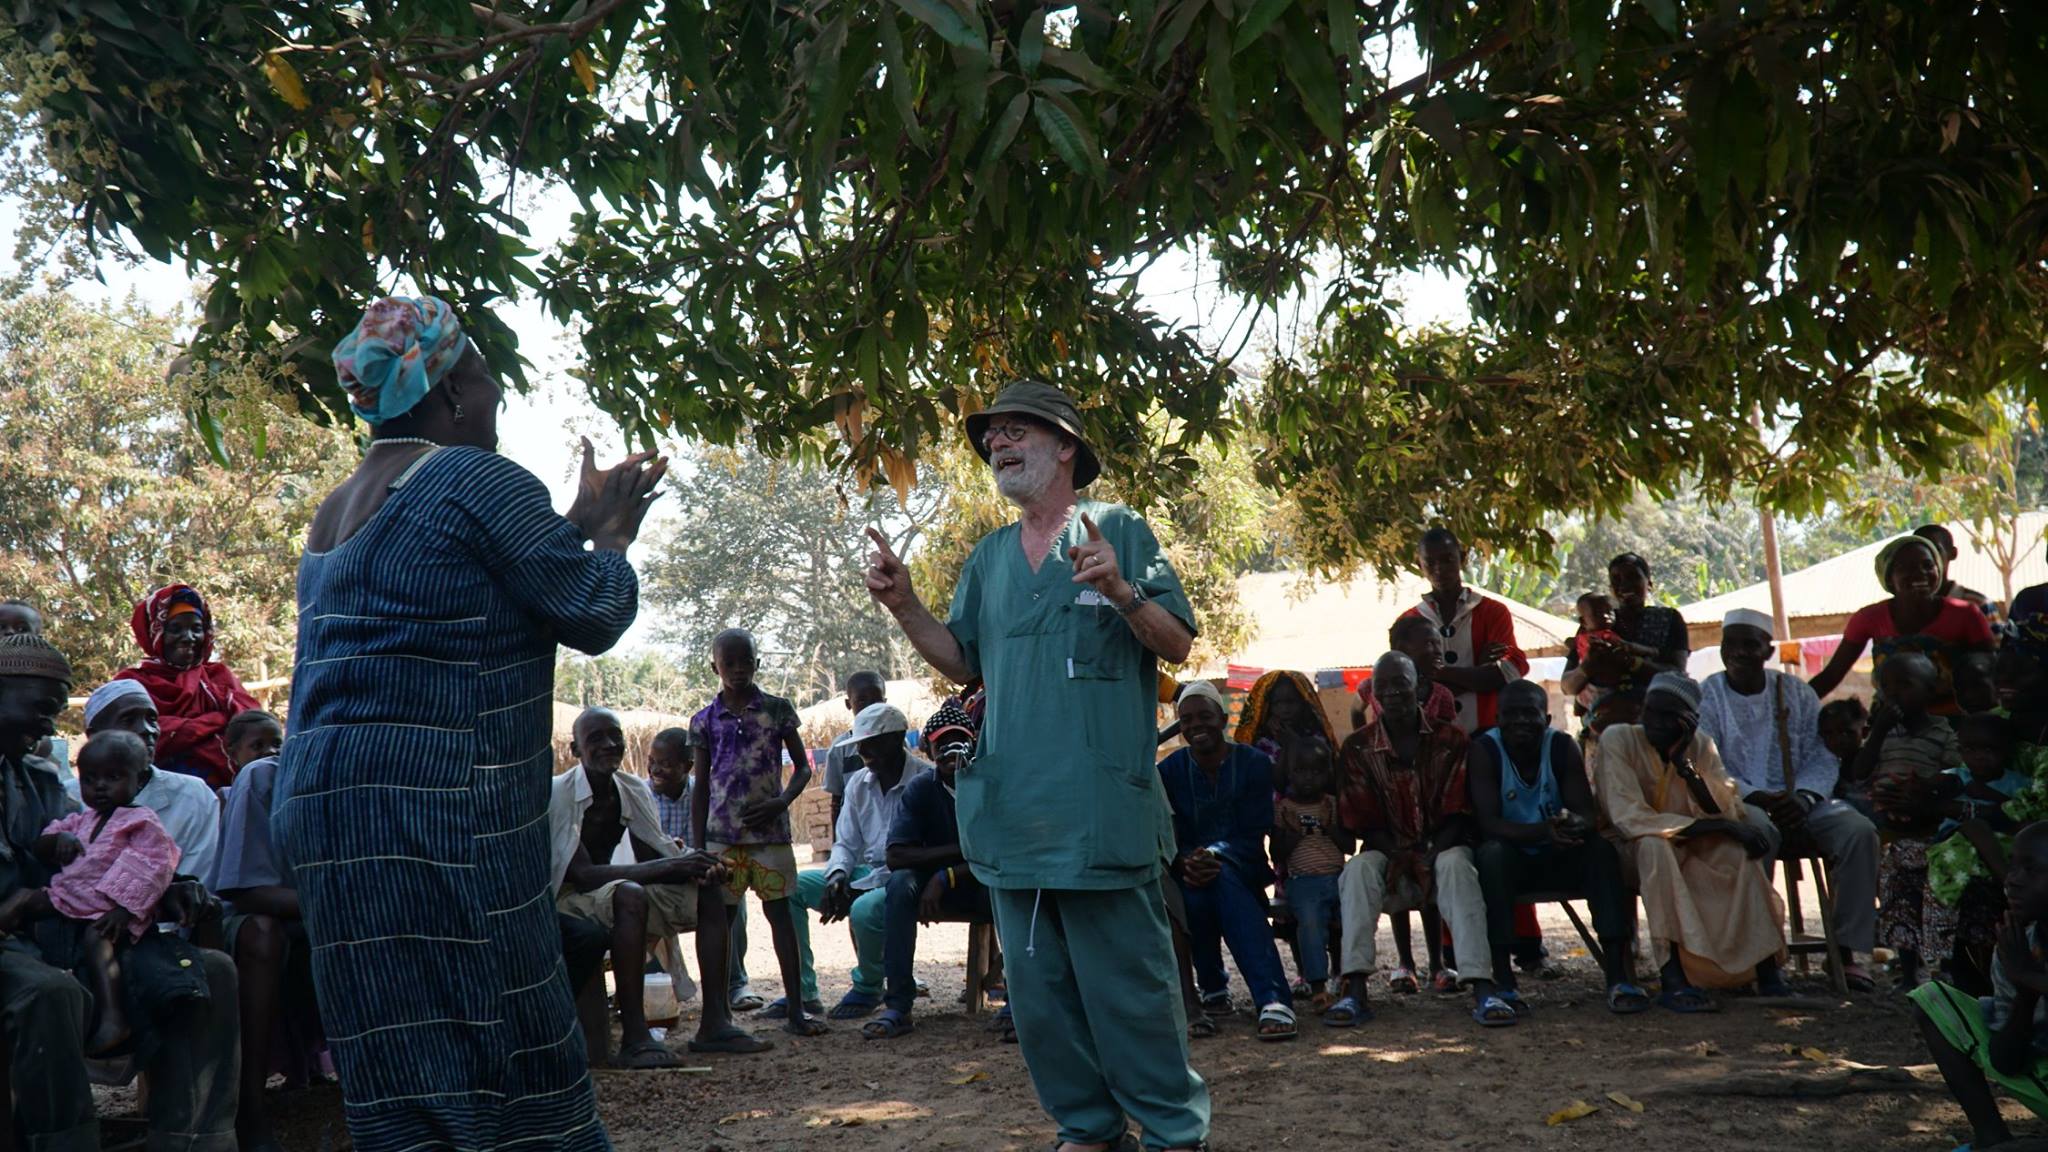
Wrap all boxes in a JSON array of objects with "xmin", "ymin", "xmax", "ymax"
[
  {"xmin": 865, "ymin": 379, "xmax": 1207, "ymax": 1152},
  {"xmin": 83, "ymin": 679, "xmax": 221, "ymax": 883},
  {"xmin": 1698, "ymin": 609, "xmax": 1880, "ymax": 992},
  {"xmin": 788, "ymin": 701, "xmax": 926, "ymax": 1021}
]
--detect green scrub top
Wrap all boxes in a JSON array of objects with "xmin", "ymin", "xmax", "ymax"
[{"xmin": 946, "ymin": 499, "xmax": 1196, "ymax": 891}]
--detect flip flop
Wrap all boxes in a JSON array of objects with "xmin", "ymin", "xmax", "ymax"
[
  {"xmin": 1388, "ymin": 966, "xmax": 1420, "ymax": 994},
  {"xmin": 861, "ymin": 1008, "xmax": 914, "ymax": 1040},
  {"xmin": 782, "ymin": 1013, "xmax": 831, "ymax": 1037},
  {"xmin": 610, "ymin": 1038, "xmax": 681, "ymax": 1068},
  {"xmin": 1289, "ymin": 979, "xmax": 1313, "ymax": 1001},
  {"xmin": 990, "ymin": 1004, "xmax": 1017, "ymax": 1044},
  {"xmin": 1199, "ymin": 991, "xmax": 1233, "ymax": 1016},
  {"xmin": 1472, "ymin": 995, "xmax": 1519, "ymax": 1028},
  {"xmin": 729, "ymin": 990, "xmax": 766, "ymax": 1012},
  {"xmin": 760, "ymin": 997, "xmax": 824, "ymax": 1020},
  {"xmin": 1255, "ymin": 1002, "xmax": 1298, "ymax": 1042},
  {"xmin": 1187, "ymin": 1013, "xmax": 1218, "ymax": 1040},
  {"xmin": 1321, "ymin": 995, "xmax": 1373, "ymax": 1028},
  {"xmin": 1842, "ymin": 961, "xmax": 1876, "ymax": 993},
  {"xmin": 1430, "ymin": 969, "xmax": 1460, "ymax": 994},
  {"xmin": 1658, "ymin": 986, "xmax": 1719, "ymax": 1014},
  {"xmin": 686, "ymin": 1026, "xmax": 774, "ymax": 1054},
  {"xmin": 828, "ymin": 991, "xmax": 881, "ymax": 1020},
  {"xmin": 1606, "ymin": 982, "xmax": 1652, "ymax": 1015}
]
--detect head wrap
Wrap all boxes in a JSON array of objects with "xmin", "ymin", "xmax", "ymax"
[
  {"xmin": 1176, "ymin": 680, "xmax": 1229, "ymax": 712},
  {"xmin": 332, "ymin": 296, "xmax": 469, "ymax": 425},
  {"xmin": 1874, "ymin": 535, "xmax": 1942, "ymax": 595},
  {"xmin": 1233, "ymin": 670, "xmax": 1337, "ymax": 749},
  {"xmin": 0, "ymin": 634, "xmax": 73, "ymax": 688},
  {"xmin": 132, "ymin": 584, "xmax": 213, "ymax": 665},
  {"xmin": 83, "ymin": 679, "xmax": 152, "ymax": 730},
  {"xmin": 921, "ymin": 701, "xmax": 977, "ymax": 746},
  {"xmin": 1721, "ymin": 608, "xmax": 1775, "ymax": 638},
  {"xmin": 1645, "ymin": 671, "xmax": 1703, "ymax": 710}
]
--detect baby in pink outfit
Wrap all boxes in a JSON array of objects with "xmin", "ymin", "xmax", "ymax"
[{"xmin": 33, "ymin": 731, "xmax": 180, "ymax": 1053}]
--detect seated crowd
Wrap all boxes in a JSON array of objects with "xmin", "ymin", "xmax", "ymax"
[{"xmin": 2, "ymin": 519, "xmax": 2046, "ymax": 1150}]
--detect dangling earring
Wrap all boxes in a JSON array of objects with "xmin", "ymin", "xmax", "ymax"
[{"xmin": 453, "ymin": 402, "xmax": 466, "ymax": 423}]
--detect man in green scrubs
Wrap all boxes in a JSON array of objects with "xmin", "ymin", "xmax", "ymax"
[{"xmin": 866, "ymin": 380, "xmax": 1208, "ymax": 1152}]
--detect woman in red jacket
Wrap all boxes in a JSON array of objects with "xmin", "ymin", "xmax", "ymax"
[{"xmin": 114, "ymin": 584, "xmax": 259, "ymax": 789}]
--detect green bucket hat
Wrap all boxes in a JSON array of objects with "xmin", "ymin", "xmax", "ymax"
[
  {"xmin": 1874, "ymin": 534, "xmax": 1942, "ymax": 594},
  {"xmin": 964, "ymin": 379, "xmax": 1101, "ymax": 489}
]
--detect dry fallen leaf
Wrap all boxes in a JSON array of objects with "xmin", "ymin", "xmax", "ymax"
[
  {"xmin": 948, "ymin": 1071, "xmax": 991, "ymax": 1085},
  {"xmin": 1546, "ymin": 1101, "xmax": 1600, "ymax": 1126},
  {"xmin": 1800, "ymin": 1047, "xmax": 1831, "ymax": 1063},
  {"xmin": 1562, "ymin": 1037, "xmax": 1586, "ymax": 1048},
  {"xmin": 1688, "ymin": 1040, "xmax": 1722, "ymax": 1057},
  {"xmin": 717, "ymin": 1109, "xmax": 772, "ymax": 1124},
  {"xmin": 1606, "ymin": 1091, "xmax": 1646, "ymax": 1114}
]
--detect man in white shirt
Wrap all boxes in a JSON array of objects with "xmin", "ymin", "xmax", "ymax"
[
  {"xmin": 790, "ymin": 702, "xmax": 927, "ymax": 1021},
  {"xmin": 550, "ymin": 707, "xmax": 765, "ymax": 1062},
  {"xmin": 1697, "ymin": 609, "xmax": 1880, "ymax": 992},
  {"xmin": 82, "ymin": 680, "xmax": 220, "ymax": 883}
]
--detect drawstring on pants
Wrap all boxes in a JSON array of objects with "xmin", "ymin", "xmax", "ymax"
[{"xmin": 1026, "ymin": 889, "xmax": 1044, "ymax": 957}]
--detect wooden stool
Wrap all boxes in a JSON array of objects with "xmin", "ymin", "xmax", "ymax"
[
  {"xmin": 964, "ymin": 921, "xmax": 998, "ymax": 1016},
  {"xmin": 1782, "ymin": 848, "xmax": 1848, "ymax": 994},
  {"xmin": 576, "ymin": 955, "xmax": 612, "ymax": 1065}
]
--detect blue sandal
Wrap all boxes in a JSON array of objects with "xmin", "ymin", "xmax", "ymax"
[
  {"xmin": 828, "ymin": 991, "xmax": 881, "ymax": 1020},
  {"xmin": 1606, "ymin": 982, "xmax": 1652, "ymax": 1014},
  {"xmin": 1321, "ymin": 995, "xmax": 1373, "ymax": 1027},
  {"xmin": 1658, "ymin": 985, "xmax": 1719, "ymax": 1014},
  {"xmin": 861, "ymin": 1008, "xmax": 914, "ymax": 1039},
  {"xmin": 1472, "ymin": 995, "xmax": 1519, "ymax": 1027},
  {"xmin": 1498, "ymin": 989, "xmax": 1531, "ymax": 1017}
]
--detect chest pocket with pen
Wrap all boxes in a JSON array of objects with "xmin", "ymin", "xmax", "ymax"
[{"xmin": 1066, "ymin": 594, "xmax": 1136, "ymax": 681}]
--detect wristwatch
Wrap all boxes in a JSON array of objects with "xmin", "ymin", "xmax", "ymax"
[{"xmin": 1114, "ymin": 584, "xmax": 1149, "ymax": 616}]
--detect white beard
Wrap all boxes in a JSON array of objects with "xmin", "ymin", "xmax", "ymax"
[{"xmin": 994, "ymin": 450, "xmax": 1056, "ymax": 506}]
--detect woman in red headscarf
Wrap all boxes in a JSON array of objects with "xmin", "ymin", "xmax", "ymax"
[{"xmin": 113, "ymin": 584, "xmax": 260, "ymax": 789}]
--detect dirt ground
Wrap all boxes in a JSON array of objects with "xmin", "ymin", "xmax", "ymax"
[{"xmin": 119, "ymin": 882, "xmax": 2032, "ymax": 1151}]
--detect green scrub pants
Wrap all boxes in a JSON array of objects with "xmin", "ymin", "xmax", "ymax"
[
  {"xmin": 792, "ymin": 865, "xmax": 885, "ymax": 1004},
  {"xmin": 992, "ymin": 881, "xmax": 1210, "ymax": 1150}
]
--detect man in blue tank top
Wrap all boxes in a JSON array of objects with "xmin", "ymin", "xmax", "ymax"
[{"xmin": 1468, "ymin": 681, "xmax": 1648, "ymax": 1015}]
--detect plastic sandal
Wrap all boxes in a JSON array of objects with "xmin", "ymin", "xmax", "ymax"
[
  {"xmin": 861, "ymin": 1008, "xmax": 914, "ymax": 1040},
  {"xmin": 1472, "ymin": 995, "xmax": 1519, "ymax": 1027},
  {"xmin": 1321, "ymin": 995, "xmax": 1373, "ymax": 1028},
  {"xmin": 782, "ymin": 1013, "xmax": 831, "ymax": 1037},
  {"xmin": 1430, "ymin": 969, "xmax": 1460, "ymax": 994},
  {"xmin": 610, "ymin": 1038, "xmax": 680, "ymax": 1068},
  {"xmin": 1658, "ymin": 986, "xmax": 1720, "ymax": 1014},
  {"xmin": 1606, "ymin": 982, "xmax": 1652, "ymax": 1014},
  {"xmin": 1255, "ymin": 1002, "xmax": 1298, "ymax": 1042},
  {"xmin": 1187, "ymin": 1013, "xmax": 1219, "ymax": 1040},
  {"xmin": 1388, "ymin": 966, "xmax": 1420, "ymax": 994},
  {"xmin": 1200, "ymin": 990, "xmax": 1233, "ymax": 1016},
  {"xmin": 1842, "ymin": 961, "xmax": 1876, "ymax": 993},
  {"xmin": 1498, "ymin": 989, "xmax": 1531, "ymax": 1017},
  {"xmin": 760, "ymin": 997, "xmax": 825, "ymax": 1020},
  {"xmin": 827, "ymin": 992, "xmax": 881, "ymax": 1020},
  {"xmin": 687, "ymin": 1026, "xmax": 774, "ymax": 1054}
]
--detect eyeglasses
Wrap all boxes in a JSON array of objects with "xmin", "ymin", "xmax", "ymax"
[{"xmin": 980, "ymin": 420, "xmax": 1039, "ymax": 450}]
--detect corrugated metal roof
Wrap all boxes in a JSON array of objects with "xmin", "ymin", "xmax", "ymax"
[
  {"xmin": 1202, "ymin": 569, "xmax": 1580, "ymax": 677},
  {"xmin": 1680, "ymin": 512, "xmax": 2048, "ymax": 624}
]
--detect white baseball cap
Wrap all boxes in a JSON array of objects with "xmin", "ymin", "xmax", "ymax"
[{"xmin": 838, "ymin": 701, "xmax": 909, "ymax": 745}]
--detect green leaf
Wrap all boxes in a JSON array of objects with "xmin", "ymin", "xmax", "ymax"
[
  {"xmin": 1019, "ymin": 7, "xmax": 1047, "ymax": 74},
  {"xmin": 1152, "ymin": 0, "xmax": 1208, "ymax": 72},
  {"xmin": 1280, "ymin": 13, "xmax": 1344, "ymax": 144},
  {"xmin": 971, "ymin": 90, "xmax": 1032, "ymax": 213},
  {"xmin": 1033, "ymin": 89, "xmax": 1105, "ymax": 179},
  {"xmin": 877, "ymin": 13, "xmax": 929, "ymax": 148},
  {"xmin": 1235, "ymin": 0, "xmax": 1291, "ymax": 50},
  {"xmin": 805, "ymin": 13, "xmax": 851, "ymax": 188},
  {"xmin": 1042, "ymin": 45, "xmax": 1114, "ymax": 90},
  {"xmin": 1206, "ymin": 12, "xmax": 1238, "ymax": 162},
  {"xmin": 1641, "ymin": 0, "xmax": 1678, "ymax": 36},
  {"xmin": 892, "ymin": 0, "xmax": 986, "ymax": 55},
  {"xmin": 1328, "ymin": 0, "xmax": 1360, "ymax": 63},
  {"xmin": 193, "ymin": 404, "xmax": 230, "ymax": 468}
]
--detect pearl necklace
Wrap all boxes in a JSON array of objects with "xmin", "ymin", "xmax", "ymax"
[{"xmin": 367, "ymin": 437, "xmax": 439, "ymax": 450}]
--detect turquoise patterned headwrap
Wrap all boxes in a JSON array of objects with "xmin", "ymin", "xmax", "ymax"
[{"xmin": 331, "ymin": 296, "xmax": 468, "ymax": 425}]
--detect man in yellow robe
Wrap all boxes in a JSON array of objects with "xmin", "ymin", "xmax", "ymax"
[{"xmin": 1599, "ymin": 672, "xmax": 1789, "ymax": 1009}]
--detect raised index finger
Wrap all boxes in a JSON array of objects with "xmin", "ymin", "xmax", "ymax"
[
  {"xmin": 1081, "ymin": 512, "xmax": 1104, "ymax": 542},
  {"xmin": 866, "ymin": 527, "xmax": 898, "ymax": 562}
]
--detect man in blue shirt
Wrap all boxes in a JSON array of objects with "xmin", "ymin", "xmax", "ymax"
[
  {"xmin": 1157, "ymin": 681, "xmax": 1295, "ymax": 1040},
  {"xmin": 866, "ymin": 704, "xmax": 989, "ymax": 1038}
]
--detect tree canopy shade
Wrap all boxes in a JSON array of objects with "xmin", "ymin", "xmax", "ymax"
[{"xmin": 7, "ymin": 1, "xmax": 2047, "ymax": 567}]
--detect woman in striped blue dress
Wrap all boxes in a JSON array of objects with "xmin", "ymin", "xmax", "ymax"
[{"xmin": 277, "ymin": 297, "xmax": 667, "ymax": 1152}]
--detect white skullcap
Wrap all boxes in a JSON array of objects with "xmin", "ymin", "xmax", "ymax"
[
  {"xmin": 1721, "ymin": 608, "xmax": 1776, "ymax": 637},
  {"xmin": 83, "ymin": 679, "xmax": 152, "ymax": 730},
  {"xmin": 1645, "ymin": 672, "xmax": 1702, "ymax": 710},
  {"xmin": 1176, "ymin": 680, "xmax": 1228, "ymax": 710}
]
